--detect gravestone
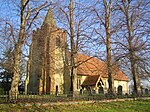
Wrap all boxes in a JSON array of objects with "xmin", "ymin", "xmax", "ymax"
[
  {"xmin": 80, "ymin": 89, "xmax": 83, "ymax": 94},
  {"xmin": 99, "ymin": 86, "xmax": 104, "ymax": 94}
]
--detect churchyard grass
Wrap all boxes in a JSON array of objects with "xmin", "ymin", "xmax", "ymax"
[{"xmin": 0, "ymin": 99, "xmax": 149, "ymax": 112}]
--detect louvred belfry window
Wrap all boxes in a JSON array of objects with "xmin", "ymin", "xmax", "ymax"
[{"xmin": 56, "ymin": 36, "xmax": 61, "ymax": 47}]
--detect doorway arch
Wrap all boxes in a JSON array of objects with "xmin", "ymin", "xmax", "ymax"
[{"xmin": 117, "ymin": 85, "xmax": 122, "ymax": 95}]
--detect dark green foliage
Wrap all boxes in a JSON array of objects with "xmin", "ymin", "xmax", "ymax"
[
  {"xmin": 0, "ymin": 88, "xmax": 4, "ymax": 94},
  {"xmin": 0, "ymin": 71, "xmax": 13, "ymax": 92},
  {"xmin": 0, "ymin": 70, "xmax": 25, "ymax": 94}
]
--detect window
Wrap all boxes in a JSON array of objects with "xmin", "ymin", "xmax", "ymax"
[
  {"xmin": 77, "ymin": 78, "xmax": 81, "ymax": 89},
  {"xmin": 56, "ymin": 37, "xmax": 61, "ymax": 47}
]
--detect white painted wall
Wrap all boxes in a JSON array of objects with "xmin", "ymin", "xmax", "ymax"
[{"xmin": 101, "ymin": 78, "xmax": 129, "ymax": 94}]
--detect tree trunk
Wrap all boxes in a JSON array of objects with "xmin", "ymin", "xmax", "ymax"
[
  {"xmin": 9, "ymin": 0, "xmax": 26, "ymax": 101},
  {"xmin": 25, "ymin": 43, "xmax": 32, "ymax": 94},
  {"xmin": 124, "ymin": 1, "xmax": 141, "ymax": 96},
  {"xmin": 69, "ymin": 0, "xmax": 77, "ymax": 97},
  {"xmin": 128, "ymin": 33, "xmax": 141, "ymax": 96},
  {"xmin": 9, "ymin": 40, "xmax": 22, "ymax": 101},
  {"xmin": 103, "ymin": 0, "xmax": 115, "ymax": 95},
  {"xmin": 130, "ymin": 52, "xmax": 141, "ymax": 95}
]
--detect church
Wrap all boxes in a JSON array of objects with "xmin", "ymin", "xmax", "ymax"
[{"xmin": 27, "ymin": 8, "xmax": 129, "ymax": 95}]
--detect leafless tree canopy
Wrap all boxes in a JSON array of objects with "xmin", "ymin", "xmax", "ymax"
[{"xmin": 0, "ymin": 0, "xmax": 149, "ymax": 98}]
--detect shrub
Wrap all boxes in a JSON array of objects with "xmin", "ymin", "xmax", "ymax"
[{"xmin": 0, "ymin": 88, "xmax": 4, "ymax": 95}]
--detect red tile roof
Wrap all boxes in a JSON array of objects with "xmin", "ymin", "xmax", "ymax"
[{"xmin": 77, "ymin": 54, "xmax": 128, "ymax": 81}]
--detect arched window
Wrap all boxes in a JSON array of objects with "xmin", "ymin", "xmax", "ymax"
[{"xmin": 117, "ymin": 85, "xmax": 123, "ymax": 95}]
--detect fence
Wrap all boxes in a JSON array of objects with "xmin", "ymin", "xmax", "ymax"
[{"xmin": 0, "ymin": 90, "xmax": 150, "ymax": 104}]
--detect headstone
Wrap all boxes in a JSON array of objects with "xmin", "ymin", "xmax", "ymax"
[
  {"xmin": 99, "ymin": 86, "xmax": 104, "ymax": 94},
  {"xmin": 80, "ymin": 89, "xmax": 83, "ymax": 95}
]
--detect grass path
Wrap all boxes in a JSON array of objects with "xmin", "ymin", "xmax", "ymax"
[{"xmin": 0, "ymin": 99, "xmax": 149, "ymax": 112}]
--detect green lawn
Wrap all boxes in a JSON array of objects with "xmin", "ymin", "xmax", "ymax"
[{"xmin": 0, "ymin": 99, "xmax": 149, "ymax": 112}]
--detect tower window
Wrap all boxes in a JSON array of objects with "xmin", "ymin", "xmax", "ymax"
[{"xmin": 56, "ymin": 37, "xmax": 61, "ymax": 47}]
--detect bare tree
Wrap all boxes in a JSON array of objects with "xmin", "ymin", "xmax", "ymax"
[
  {"xmin": 103, "ymin": 0, "xmax": 115, "ymax": 95},
  {"xmin": 0, "ymin": 0, "xmax": 49, "ymax": 101},
  {"xmin": 115, "ymin": 0, "xmax": 150, "ymax": 96},
  {"xmin": 92, "ymin": 0, "xmax": 116, "ymax": 95},
  {"xmin": 53, "ymin": 0, "xmax": 94, "ymax": 97},
  {"xmin": 68, "ymin": 0, "xmax": 77, "ymax": 97}
]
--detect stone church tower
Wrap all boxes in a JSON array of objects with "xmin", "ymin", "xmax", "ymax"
[{"xmin": 27, "ymin": 8, "xmax": 70, "ymax": 95}]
